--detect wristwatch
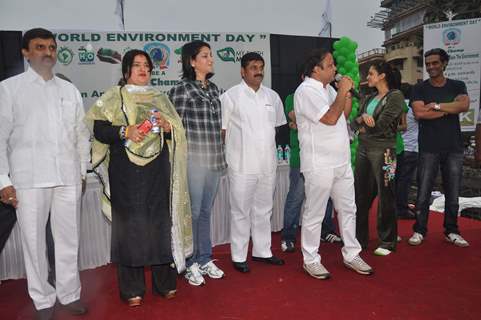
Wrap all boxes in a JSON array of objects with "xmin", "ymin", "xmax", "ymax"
[{"xmin": 433, "ymin": 103, "xmax": 441, "ymax": 111}]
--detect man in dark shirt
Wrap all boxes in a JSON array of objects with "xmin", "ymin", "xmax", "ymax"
[{"xmin": 408, "ymin": 48, "xmax": 470, "ymax": 247}]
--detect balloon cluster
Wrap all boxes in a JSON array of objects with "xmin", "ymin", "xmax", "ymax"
[{"xmin": 333, "ymin": 36, "xmax": 360, "ymax": 168}]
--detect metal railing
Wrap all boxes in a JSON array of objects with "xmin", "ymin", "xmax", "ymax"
[{"xmin": 357, "ymin": 48, "xmax": 386, "ymax": 60}]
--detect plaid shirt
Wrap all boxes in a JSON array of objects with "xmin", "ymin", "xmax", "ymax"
[{"xmin": 168, "ymin": 79, "xmax": 227, "ymax": 170}]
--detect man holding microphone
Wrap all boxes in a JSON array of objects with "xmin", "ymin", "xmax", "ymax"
[{"xmin": 294, "ymin": 48, "xmax": 373, "ymax": 279}]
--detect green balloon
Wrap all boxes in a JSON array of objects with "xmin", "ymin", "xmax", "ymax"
[
  {"xmin": 340, "ymin": 36, "xmax": 351, "ymax": 44},
  {"xmin": 340, "ymin": 46, "xmax": 350, "ymax": 57},
  {"xmin": 344, "ymin": 60, "xmax": 355, "ymax": 71},
  {"xmin": 336, "ymin": 55, "xmax": 346, "ymax": 65},
  {"xmin": 349, "ymin": 41, "xmax": 358, "ymax": 51},
  {"xmin": 333, "ymin": 50, "xmax": 340, "ymax": 59},
  {"xmin": 338, "ymin": 67, "xmax": 347, "ymax": 75},
  {"xmin": 333, "ymin": 41, "xmax": 341, "ymax": 50}
]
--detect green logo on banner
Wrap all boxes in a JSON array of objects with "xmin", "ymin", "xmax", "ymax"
[
  {"xmin": 57, "ymin": 47, "xmax": 74, "ymax": 65},
  {"xmin": 79, "ymin": 46, "xmax": 95, "ymax": 64},
  {"xmin": 174, "ymin": 47, "xmax": 182, "ymax": 55},
  {"xmin": 217, "ymin": 47, "xmax": 236, "ymax": 62}
]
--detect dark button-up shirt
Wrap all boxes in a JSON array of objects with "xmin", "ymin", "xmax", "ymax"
[{"xmin": 168, "ymin": 79, "xmax": 227, "ymax": 170}]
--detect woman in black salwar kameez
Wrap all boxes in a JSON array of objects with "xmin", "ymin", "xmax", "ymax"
[{"xmin": 86, "ymin": 50, "xmax": 192, "ymax": 307}]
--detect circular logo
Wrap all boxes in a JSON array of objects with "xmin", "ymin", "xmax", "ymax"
[
  {"xmin": 144, "ymin": 42, "xmax": 170, "ymax": 70},
  {"xmin": 57, "ymin": 47, "xmax": 74, "ymax": 65}
]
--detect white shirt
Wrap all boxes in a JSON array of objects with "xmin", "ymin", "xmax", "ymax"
[
  {"xmin": 0, "ymin": 67, "xmax": 90, "ymax": 190},
  {"xmin": 221, "ymin": 80, "xmax": 286, "ymax": 174},
  {"xmin": 402, "ymin": 108, "xmax": 419, "ymax": 153},
  {"xmin": 294, "ymin": 77, "xmax": 350, "ymax": 172}
]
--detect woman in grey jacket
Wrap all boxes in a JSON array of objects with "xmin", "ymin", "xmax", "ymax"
[{"xmin": 351, "ymin": 62, "xmax": 404, "ymax": 256}]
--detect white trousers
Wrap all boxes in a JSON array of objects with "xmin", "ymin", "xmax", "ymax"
[
  {"xmin": 229, "ymin": 170, "xmax": 276, "ymax": 262},
  {"xmin": 301, "ymin": 164, "xmax": 361, "ymax": 265},
  {"xmin": 15, "ymin": 185, "xmax": 82, "ymax": 310}
]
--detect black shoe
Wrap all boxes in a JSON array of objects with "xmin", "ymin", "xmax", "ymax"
[
  {"xmin": 252, "ymin": 255, "xmax": 285, "ymax": 265},
  {"xmin": 61, "ymin": 299, "xmax": 88, "ymax": 315},
  {"xmin": 320, "ymin": 232, "xmax": 343, "ymax": 244},
  {"xmin": 233, "ymin": 261, "xmax": 250, "ymax": 273},
  {"xmin": 36, "ymin": 307, "xmax": 54, "ymax": 320}
]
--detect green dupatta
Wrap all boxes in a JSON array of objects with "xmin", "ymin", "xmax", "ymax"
[{"xmin": 85, "ymin": 85, "xmax": 193, "ymax": 272}]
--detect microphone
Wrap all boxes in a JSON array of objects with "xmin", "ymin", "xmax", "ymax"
[{"xmin": 334, "ymin": 74, "xmax": 361, "ymax": 100}]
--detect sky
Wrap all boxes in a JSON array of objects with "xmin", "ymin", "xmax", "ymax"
[
  {"xmin": 0, "ymin": 0, "xmax": 385, "ymax": 54},
  {"xmin": 330, "ymin": 0, "xmax": 385, "ymax": 53}
]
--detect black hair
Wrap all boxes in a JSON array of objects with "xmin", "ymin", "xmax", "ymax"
[
  {"xmin": 370, "ymin": 61, "xmax": 401, "ymax": 90},
  {"xmin": 424, "ymin": 48, "xmax": 450, "ymax": 64},
  {"xmin": 22, "ymin": 28, "xmax": 56, "ymax": 50},
  {"xmin": 400, "ymin": 83, "xmax": 412, "ymax": 100},
  {"xmin": 240, "ymin": 52, "xmax": 264, "ymax": 68},
  {"xmin": 181, "ymin": 40, "xmax": 213, "ymax": 80},
  {"xmin": 121, "ymin": 49, "xmax": 153, "ymax": 83},
  {"xmin": 302, "ymin": 48, "xmax": 330, "ymax": 77}
]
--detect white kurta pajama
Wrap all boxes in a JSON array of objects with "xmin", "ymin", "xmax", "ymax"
[
  {"xmin": 0, "ymin": 67, "xmax": 90, "ymax": 310},
  {"xmin": 221, "ymin": 80, "xmax": 286, "ymax": 262},
  {"xmin": 294, "ymin": 77, "xmax": 362, "ymax": 265}
]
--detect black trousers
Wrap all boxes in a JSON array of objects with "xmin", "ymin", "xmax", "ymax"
[
  {"xmin": 394, "ymin": 151, "xmax": 418, "ymax": 217},
  {"xmin": 117, "ymin": 263, "xmax": 176, "ymax": 300},
  {"xmin": 0, "ymin": 203, "xmax": 16, "ymax": 253},
  {"xmin": 354, "ymin": 145, "xmax": 398, "ymax": 251}
]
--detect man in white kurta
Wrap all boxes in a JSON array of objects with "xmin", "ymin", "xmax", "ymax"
[
  {"xmin": 221, "ymin": 52, "xmax": 286, "ymax": 272},
  {"xmin": 0, "ymin": 28, "xmax": 90, "ymax": 318},
  {"xmin": 295, "ymin": 49, "xmax": 373, "ymax": 279}
]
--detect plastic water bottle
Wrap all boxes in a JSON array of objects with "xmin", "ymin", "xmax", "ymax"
[
  {"xmin": 150, "ymin": 108, "xmax": 160, "ymax": 134},
  {"xmin": 276, "ymin": 145, "xmax": 284, "ymax": 164},
  {"xmin": 284, "ymin": 145, "xmax": 291, "ymax": 164}
]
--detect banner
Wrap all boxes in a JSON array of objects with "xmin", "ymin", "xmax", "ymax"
[
  {"xmin": 52, "ymin": 31, "xmax": 271, "ymax": 110},
  {"xmin": 424, "ymin": 18, "xmax": 481, "ymax": 132}
]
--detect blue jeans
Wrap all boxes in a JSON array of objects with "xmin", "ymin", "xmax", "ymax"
[
  {"xmin": 413, "ymin": 152, "xmax": 463, "ymax": 236},
  {"xmin": 186, "ymin": 161, "xmax": 222, "ymax": 267},
  {"xmin": 281, "ymin": 167, "xmax": 334, "ymax": 242}
]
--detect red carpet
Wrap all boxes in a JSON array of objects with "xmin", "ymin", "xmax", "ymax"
[{"xmin": 1, "ymin": 212, "xmax": 481, "ymax": 320}]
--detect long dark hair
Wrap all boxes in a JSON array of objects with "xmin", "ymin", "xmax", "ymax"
[
  {"xmin": 181, "ymin": 40, "xmax": 213, "ymax": 80},
  {"xmin": 371, "ymin": 61, "xmax": 401, "ymax": 90}
]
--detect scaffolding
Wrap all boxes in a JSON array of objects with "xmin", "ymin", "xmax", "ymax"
[{"xmin": 368, "ymin": 0, "xmax": 425, "ymax": 29}]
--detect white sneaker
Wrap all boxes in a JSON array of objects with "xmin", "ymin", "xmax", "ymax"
[
  {"xmin": 397, "ymin": 235, "xmax": 402, "ymax": 242},
  {"xmin": 199, "ymin": 260, "xmax": 225, "ymax": 279},
  {"xmin": 344, "ymin": 255, "xmax": 373, "ymax": 275},
  {"xmin": 303, "ymin": 262, "xmax": 331, "ymax": 280},
  {"xmin": 445, "ymin": 233, "xmax": 469, "ymax": 247},
  {"xmin": 184, "ymin": 263, "xmax": 205, "ymax": 286},
  {"xmin": 373, "ymin": 247, "xmax": 392, "ymax": 256},
  {"xmin": 408, "ymin": 232, "xmax": 424, "ymax": 246},
  {"xmin": 281, "ymin": 240, "xmax": 295, "ymax": 252}
]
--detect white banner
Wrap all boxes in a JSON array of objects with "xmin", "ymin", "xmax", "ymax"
[
  {"xmin": 52, "ymin": 31, "xmax": 271, "ymax": 110},
  {"xmin": 424, "ymin": 18, "xmax": 481, "ymax": 131}
]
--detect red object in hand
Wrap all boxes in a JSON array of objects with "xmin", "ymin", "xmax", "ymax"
[{"xmin": 137, "ymin": 119, "xmax": 153, "ymax": 135}]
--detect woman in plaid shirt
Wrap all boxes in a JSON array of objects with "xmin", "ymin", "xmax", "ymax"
[{"xmin": 168, "ymin": 41, "xmax": 227, "ymax": 286}]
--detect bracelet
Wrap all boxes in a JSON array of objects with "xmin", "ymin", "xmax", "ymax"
[{"xmin": 119, "ymin": 126, "xmax": 127, "ymax": 140}]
